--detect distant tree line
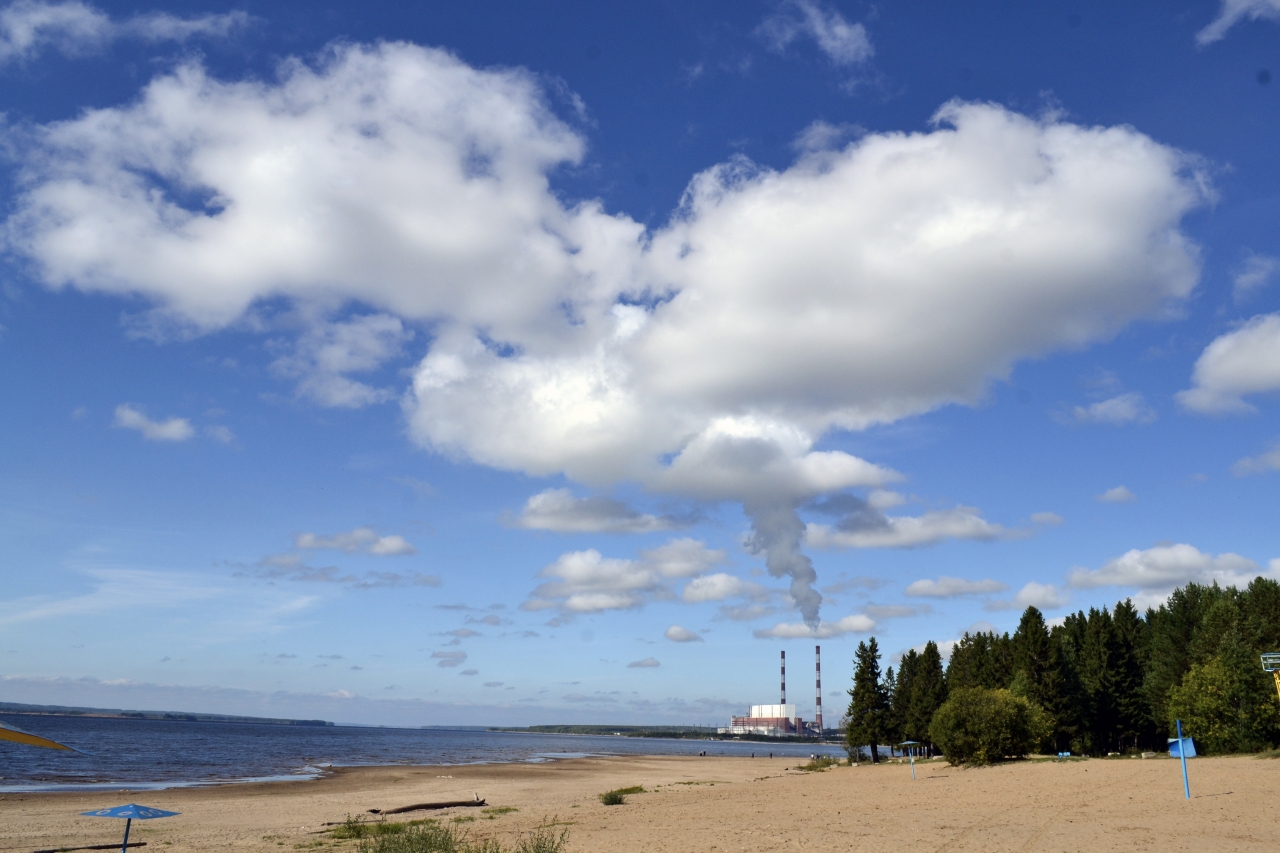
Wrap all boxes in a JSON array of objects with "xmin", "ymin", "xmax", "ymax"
[{"xmin": 843, "ymin": 578, "xmax": 1280, "ymax": 763}]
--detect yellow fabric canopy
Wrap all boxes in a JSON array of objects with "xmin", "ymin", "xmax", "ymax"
[{"xmin": 0, "ymin": 722, "xmax": 74, "ymax": 750}]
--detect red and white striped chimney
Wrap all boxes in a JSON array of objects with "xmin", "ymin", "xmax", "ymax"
[
  {"xmin": 815, "ymin": 645, "xmax": 823, "ymax": 735},
  {"xmin": 780, "ymin": 650, "xmax": 786, "ymax": 704}
]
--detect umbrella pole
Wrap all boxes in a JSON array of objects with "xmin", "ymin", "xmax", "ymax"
[{"xmin": 120, "ymin": 818, "xmax": 131, "ymax": 853}]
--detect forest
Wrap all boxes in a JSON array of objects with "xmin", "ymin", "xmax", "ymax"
[{"xmin": 843, "ymin": 578, "xmax": 1280, "ymax": 760}]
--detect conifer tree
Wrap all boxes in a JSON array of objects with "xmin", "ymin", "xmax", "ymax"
[
  {"xmin": 1012, "ymin": 607, "xmax": 1054, "ymax": 708},
  {"xmin": 1112, "ymin": 599, "xmax": 1153, "ymax": 751},
  {"xmin": 907, "ymin": 641, "xmax": 947, "ymax": 755},
  {"xmin": 846, "ymin": 637, "xmax": 888, "ymax": 763}
]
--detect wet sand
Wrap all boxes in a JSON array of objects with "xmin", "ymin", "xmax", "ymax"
[{"xmin": 1, "ymin": 753, "xmax": 1277, "ymax": 852}]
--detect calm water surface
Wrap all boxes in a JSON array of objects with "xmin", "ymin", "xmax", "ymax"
[{"xmin": 0, "ymin": 715, "xmax": 846, "ymax": 791}]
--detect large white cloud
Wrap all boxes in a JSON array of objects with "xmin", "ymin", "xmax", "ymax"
[
  {"xmin": 1177, "ymin": 313, "xmax": 1280, "ymax": 414},
  {"xmin": 1067, "ymin": 544, "xmax": 1280, "ymax": 598},
  {"xmin": 7, "ymin": 42, "xmax": 639, "ymax": 340},
  {"xmin": 4, "ymin": 44, "xmax": 1210, "ymax": 623}
]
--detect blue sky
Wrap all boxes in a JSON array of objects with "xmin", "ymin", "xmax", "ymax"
[{"xmin": 1, "ymin": 0, "xmax": 1279, "ymax": 727}]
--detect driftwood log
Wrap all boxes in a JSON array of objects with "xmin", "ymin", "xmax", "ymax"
[
  {"xmin": 35, "ymin": 844, "xmax": 146, "ymax": 853},
  {"xmin": 369, "ymin": 795, "xmax": 485, "ymax": 815}
]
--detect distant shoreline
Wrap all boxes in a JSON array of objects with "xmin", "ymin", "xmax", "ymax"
[{"xmin": 0, "ymin": 701, "xmax": 333, "ymax": 727}]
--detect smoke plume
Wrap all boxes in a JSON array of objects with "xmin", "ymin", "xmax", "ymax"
[{"xmin": 744, "ymin": 500, "xmax": 821, "ymax": 626}]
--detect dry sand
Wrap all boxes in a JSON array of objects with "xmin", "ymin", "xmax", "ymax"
[{"xmin": 1, "ymin": 754, "xmax": 1277, "ymax": 852}]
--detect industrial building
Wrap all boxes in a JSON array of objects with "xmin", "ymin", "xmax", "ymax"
[{"xmin": 719, "ymin": 647, "xmax": 825, "ymax": 737}]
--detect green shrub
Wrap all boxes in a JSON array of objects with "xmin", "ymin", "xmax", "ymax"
[
  {"xmin": 929, "ymin": 687, "xmax": 1051, "ymax": 765},
  {"xmin": 598, "ymin": 790, "xmax": 626, "ymax": 806}
]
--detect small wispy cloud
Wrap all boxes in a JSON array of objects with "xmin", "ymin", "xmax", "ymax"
[
  {"xmin": 904, "ymin": 577, "xmax": 1008, "ymax": 598},
  {"xmin": 753, "ymin": 613, "xmax": 875, "ymax": 638},
  {"xmin": 1065, "ymin": 392, "xmax": 1156, "ymax": 426},
  {"xmin": 1096, "ymin": 485, "xmax": 1136, "ymax": 504},
  {"xmin": 295, "ymin": 527, "xmax": 416, "ymax": 556},
  {"xmin": 1234, "ymin": 253, "xmax": 1278, "ymax": 301},
  {"xmin": 0, "ymin": 0, "xmax": 252, "ymax": 64},
  {"xmin": 113, "ymin": 403, "xmax": 194, "ymax": 442},
  {"xmin": 759, "ymin": 0, "xmax": 873, "ymax": 66},
  {"xmin": 1196, "ymin": 0, "xmax": 1280, "ymax": 45},
  {"xmin": 1232, "ymin": 443, "xmax": 1280, "ymax": 476},
  {"xmin": 432, "ymin": 651, "xmax": 466, "ymax": 668},
  {"xmin": 511, "ymin": 488, "xmax": 689, "ymax": 534}
]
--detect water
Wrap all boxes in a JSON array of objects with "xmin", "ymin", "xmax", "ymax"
[{"xmin": 0, "ymin": 715, "xmax": 847, "ymax": 792}]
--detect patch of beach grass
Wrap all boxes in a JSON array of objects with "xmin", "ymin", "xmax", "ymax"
[
  {"xmin": 332, "ymin": 816, "xmax": 441, "ymax": 840},
  {"xmin": 598, "ymin": 790, "xmax": 625, "ymax": 806},
  {"xmin": 353, "ymin": 820, "xmax": 569, "ymax": 853},
  {"xmin": 481, "ymin": 807, "xmax": 517, "ymax": 820},
  {"xmin": 796, "ymin": 756, "xmax": 840, "ymax": 772}
]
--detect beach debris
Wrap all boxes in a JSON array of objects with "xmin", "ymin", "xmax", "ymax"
[
  {"xmin": 369, "ymin": 794, "xmax": 485, "ymax": 815},
  {"xmin": 34, "ymin": 840, "xmax": 146, "ymax": 845}
]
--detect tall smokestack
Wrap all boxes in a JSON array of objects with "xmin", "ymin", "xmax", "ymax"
[
  {"xmin": 780, "ymin": 650, "xmax": 786, "ymax": 704},
  {"xmin": 815, "ymin": 645, "xmax": 823, "ymax": 735}
]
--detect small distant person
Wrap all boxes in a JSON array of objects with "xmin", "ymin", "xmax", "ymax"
[
  {"xmin": 751, "ymin": 752, "xmax": 755, "ymax": 758},
  {"xmin": 769, "ymin": 752, "xmax": 773, "ymax": 759}
]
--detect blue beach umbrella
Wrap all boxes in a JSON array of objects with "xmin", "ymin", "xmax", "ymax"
[{"xmin": 81, "ymin": 805, "xmax": 180, "ymax": 853}]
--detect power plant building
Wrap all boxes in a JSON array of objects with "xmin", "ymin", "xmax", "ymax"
[{"xmin": 719, "ymin": 647, "xmax": 824, "ymax": 737}]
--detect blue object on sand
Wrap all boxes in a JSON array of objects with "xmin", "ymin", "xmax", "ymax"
[{"xmin": 82, "ymin": 804, "xmax": 180, "ymax": 853}]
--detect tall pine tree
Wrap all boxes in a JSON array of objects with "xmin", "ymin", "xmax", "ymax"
[
  {"xmin": 846, "ymin": 637, "xmax": 888, "ymax": 764},
  {"xmin": 907, "ymin": 641, "xmax": 947, "ymax": 755}
]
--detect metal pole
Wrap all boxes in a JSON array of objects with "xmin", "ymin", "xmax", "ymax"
[
  {"xmin": 910, "ymin": 748, "xmax": 915, "ymax": 780},
  {"xmin": 120, "ymin": 818, "xmax": 132, "ymax": 853},
  {"xmin": 1176, "ymin": 719, "xmax": 1190, "ymax": 800}
]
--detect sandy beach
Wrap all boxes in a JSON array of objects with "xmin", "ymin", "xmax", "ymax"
[{"xmin": 1, "ymin": 754, "xmax": 1277, "ymax": 853}]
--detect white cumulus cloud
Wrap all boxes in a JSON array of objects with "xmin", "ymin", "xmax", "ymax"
[
  {"xmin": 512, "ymin": 488, "xmax": 682, "ymax": 534},
  {"xmin": 806, "ymin": 505, "xmax": 1011, "ymax": 549},
  {"xmin": 681, "ymin": 573, "xmax": 772, "ymax": 603},
  {"xmin": 986, "ymin": 581, "xmax": 1069, "ymax": 611},
  {"xmin": 1196, "ymin": 0, "xmax": 1280, "ymax": 44},
  {"xmin": 113, "ymin": 403, "xmax": 194, "ymax": 441},
  {"xmin": 1067, "ymin": 544, "xmax": 1279, "ymax": 600},
  {"xmin": 904, "ymin": 576, "xmax": 1009, "ymax": 598},
  {"xmin": 753, "ymin": 613, "xmax": 875, "ymax": 639},
  {"xmin": 5, "ymin": 44, "xmax": 1211, "ymax": 625},
  {"xmin": 1177, "ymin": 313, "xmax": 1280, "ymax": 414},
  {"xmin": 1065, "ymin": 545, "xmax": 1280, "ymax": 608},
  {"xmin": 664, "ymin": 625, "xmax": 702, "ymax": 642}
]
